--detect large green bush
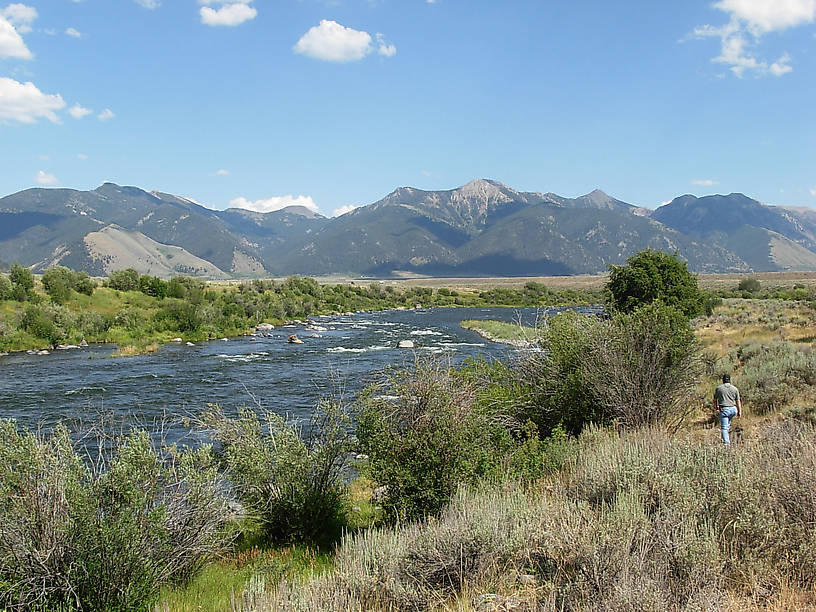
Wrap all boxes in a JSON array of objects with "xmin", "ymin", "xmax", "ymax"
[
  {"xmin": 0, "ymin": 421, "xmax": 233, "ymax": 612},
  {"xmin": 9, "ymin": 264, "xmax": 35, "ymax": 302},
  {"xmin": 357, "ymin": 360, "xmax": 523, "ymax": 523},
  {"xmin": 607, "ymin": 249, "xmax": 707, "ymax": 318},
  {"xmin": 0, "ymin": 275, "xmax": 12, "ymax": 301},
  {"xmin": 204, "ymin": 402, "xmax": 352, "ymax": 547},
  {"xmin": 517, "ymin": 303, "xmax": 701, "ymax": 433}
]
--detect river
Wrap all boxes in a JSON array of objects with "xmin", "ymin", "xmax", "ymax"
[{"xmin": 0, "ymin": 306, "xmax": 599, "ymax": 442}]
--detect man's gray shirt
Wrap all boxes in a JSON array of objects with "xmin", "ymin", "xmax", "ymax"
[{"xmin": 714, "ymin": 383, "xmax": 740, "ymax": 408}]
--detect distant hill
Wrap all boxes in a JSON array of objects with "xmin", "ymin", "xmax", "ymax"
[
  {"xmin": 1, "ymin": 180, "xmax": 815, "ymax": 277},
  {"xmin": 652, "ymin": 193, "xmax": 816, "ymax": 271}
]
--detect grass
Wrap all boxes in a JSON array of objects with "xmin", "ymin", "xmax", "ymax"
[
  {"xmin": 157, "ymin": 546, "xmax": 333, "ymax": 612},
  {"xmin": 460, "ymin": 319, "xmax": 538, "ymax": 346},
  {"xmin": 112, "ymin": 342, "xmax": 160, "ymax": 357}
]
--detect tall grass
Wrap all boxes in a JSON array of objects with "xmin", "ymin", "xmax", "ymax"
[{"xmin": 241, "ymin": 421, "xmax": 816, "ymax": 611}]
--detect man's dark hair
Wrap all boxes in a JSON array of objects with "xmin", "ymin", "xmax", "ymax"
[{"xmin": 722, "ymin": 374, "xmax": 731, "ymax": 383}]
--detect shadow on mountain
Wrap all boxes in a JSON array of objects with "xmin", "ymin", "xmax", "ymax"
[
  {"xmin": 365, "ymin": 255, "xmax": 575, "ymax": 278},
  {"xmin": 408, "ymin": 216, "xmax": 471, "ymax": 248},
  {"xmin": 0, "ymin": 212, "xmax": 63, "ymax": 240}
]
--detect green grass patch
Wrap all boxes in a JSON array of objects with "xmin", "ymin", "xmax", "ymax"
[
  {"xmin": 158, "ymin": 546, "xmax": 333, "ymax": 612},
  {"xmin": 461, "ymin": 319, "xmax": 538, "ymax": 344}
]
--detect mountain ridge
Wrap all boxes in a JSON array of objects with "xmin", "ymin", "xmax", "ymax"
[{"xmin": 1, "ymin": 180, "xmax": 815, "ymax": 278}]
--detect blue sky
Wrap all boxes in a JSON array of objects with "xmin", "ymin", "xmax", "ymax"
[{"xmin": 1, "ymin": 0, "xmax": 814, "ymax": 216}]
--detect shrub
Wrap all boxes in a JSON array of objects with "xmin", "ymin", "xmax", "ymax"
[
  {"xmin": 248, "ymin": 422, "xmax": 816, "ymax": 611},
  {"xmin": 738, "ymin": 277, "xmax": 761, "ymax": 293},
  {"xmin": 357, "ymin": 359, "xmax": 518, "ymax": 523},
  {"xmin": 19, "ymin": 304, "xmax": 64, "ymax": 347},
  {"xmin": 0, "ymin": 275, "xmax": 11, "ymax": 301},
  {"xmin": 107, "ymin": 268, "xmax": 141, "ymax": 292},
  {"xmin": 9, "ymin": 264, "xmax": 34, "ymax": 302},
  {"xmin": 0, "ymin": 420, "xmax": 233, "ymax": 612},
  {"xmin": 580, "ymin": 303, "xmax": 702, "ymax": 429},
  {"xmin": 204, "ymin": 401, "xmax": 352, "ymax": 547},
  {"xmin": 607, "ymin": 249, "xmax": 705, "ymax": 318},
  {"xmin": 41, "ymin": 266, "xmax": 75, "ymax": 304},
  {"xmin": 738, "ymin": 342, "xmax": 816, "ymax": 414}
]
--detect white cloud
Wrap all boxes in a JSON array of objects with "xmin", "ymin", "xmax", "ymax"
[
  {"xmin": 36, "ymin": 170, "xmax": 59, "ymax": 186},
  {"xmin": 294, "ymin": 20, "xmax": 374, "ymax": 62},
  {"xmin": 692, "ymin": 0, "xmax": 815, "ymax": 77},
  {"xmin": 0, "ymin": 77, "xmax": 65, "ymax": 124},
  {"xmin": 229, "ymin": 195, "xmax": 319, "ymax": 214},
  {"xmin": 77, "ymin": 153, "xmax": 88, "ymax": 160},
  {"xmin": 200, "ymin": 2, "xmax": 257, "ymax": 27},
  {"xmin": 68, "ymin": 103, "xmax": 92, "ymax": 119},
  {"xmin": 97, "ymin": 108, "xmax": 115, "ymax": 121},
  {"xmin": 215, "ymin": 168, "xmax": 230, "ymax": 176},
  {"xmin": 0, "ymin": 15, "xmax": 32, "ymax": 59},
  {"xmin": 714, "ymin": 0, "xmax": 816, "ymax": 34},
  {"xmin": 134, "ymin": 0, "xmax": 160, "ymax": 9},
  {"xmin": 1, "ymin": 3, "xmax": 37, "ymax": 33},
  {"xmin": 692, "ymin": 178, "xmax": 719, "ymax": 186},
  {"xmin": 376, "ymin": 32, "xmax": 396, "ymax": 57},
  {"xmin": 332, "ymin": 204, "xmax": 358, "ymax": 217},
  {"xmin": 65, "ymin": 27, "xmax": 82, "ymax": 38},
  {"xmin": 810, "ymin": 188, "xmax": 816, "ymax": 197}
]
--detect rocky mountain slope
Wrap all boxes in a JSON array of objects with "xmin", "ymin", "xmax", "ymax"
[{"xmin": 1, "ymin": 179, "xmax": 814, "ymax": 277}]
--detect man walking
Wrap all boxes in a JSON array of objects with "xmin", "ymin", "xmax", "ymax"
[{"xmin": 714, "ymin": 374, "xmax": 741, "ymax": 445}]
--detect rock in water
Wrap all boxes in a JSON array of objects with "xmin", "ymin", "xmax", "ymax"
[
  {"xmin": 287, "ymin": 334, "xmax": 304, "ymax": 344},
  {"xmin": 397, "ymin": 340, "xmax": 415, "ymax": 349}
]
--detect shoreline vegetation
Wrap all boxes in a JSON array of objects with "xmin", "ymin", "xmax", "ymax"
[
  {"xmin": 2, "ymin": 255, "xmax": 816, "ymax": 610},
  {"xmin": 0, "ymin": 269, "xmax": 597, "ymax": 356},
  {"xmin": 459, "ymin": 319, "xmax": 539, "ymax": 347}
]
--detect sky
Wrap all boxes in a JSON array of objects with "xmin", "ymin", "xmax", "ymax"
[{"xmin": 1, "ymin": 0, "xmax": 815, "ymax": 217}]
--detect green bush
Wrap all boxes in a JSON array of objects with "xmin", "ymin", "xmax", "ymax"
[
  {"xmin": 9, "ymin": 264, "xmax": 35, "ymax": 302},
  {"xmin": 607, "ymin": 249, "xmax": 706, "ymax": 318},
  {"xmin": 737, "ymin": 277, "xmax": 761, "ymax": 293},
  {"xmin": 19, "ymin": 304, "xmax": 64, "ymax": 347},
  {"xmin": 738, "ymin": 342, "xmax": 816, "ymax": 414},
  {"xmin": 0, "ymin": 421, "xmax": 233, "ymax": 612},
  {"xmin": 517, "ymin": 304, "xmax": 701, "ymax": 433},
  {"xmin": 204, "ymin": 402, "xmax": 352, "ymax": 547},
  {"xmin": 357, "ymin": 360, "xmax": 519, "ymax": 523},
  {"xmin": 107, "ymin": 268, "xmax": 141, "ymax": 292},
  {"xmin": 0, "ymin": 275, "xmax": 11, "ymax": 301},
  {"xmin": 41, "ymin": 266, "xmax": 75, "ymax": 304}
]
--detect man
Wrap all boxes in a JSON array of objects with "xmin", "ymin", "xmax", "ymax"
[{"xmin": 713, "ymin": 374, "xmax": 741, "ymax": 445}]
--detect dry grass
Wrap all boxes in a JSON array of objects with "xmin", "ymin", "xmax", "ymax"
[{"xmin": 112, "ymin": 342, "xmax": 160, "ymax": 357}]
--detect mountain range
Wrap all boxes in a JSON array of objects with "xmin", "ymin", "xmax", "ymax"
[{"xmin": 2, "ymin": 179, "xmax": 816, "ymax": 278}]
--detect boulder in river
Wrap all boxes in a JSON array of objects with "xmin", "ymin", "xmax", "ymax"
[
  {"xmin": 171, "ymin": 337, "xmax": 183, "ymax": 343},
  {"xmin": 397, "ymin": 340, "xmax": 415, "ymax": 349},
  {"xmin": 186, "ymin": 342, "xmax": 196, "ymax": 346},
  {"xmin": 256, "ymin": 323, "xmax": 275, "ymax": 332}
]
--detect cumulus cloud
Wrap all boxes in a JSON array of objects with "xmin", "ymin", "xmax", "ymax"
[
  {"xmin": 1, "ymin": 3, "xmax": 37, "ymax": 33},
  {"xmin": 97, "ymin": 108, "xmax": 115, "ymax": 121},
  {"xmin": 294, "ymin": 20, "xmax": 376, "ymax": 62},
  {"xmin": 68, "ymin": 103, "xmax": 92, "ymax": 119},
  {"xmin": 134, "ymin": 0, "xmax": 160, "ymax": 9},
  {"xmin": 376, "ymin": 32, "xmax": 396, "ymax": 57},
  {"xmin": 0, "ymin": 77, "xmax": 65, "ymax": 124},
  {"xmin": 199, "ymin": 1, "xmax": 257, "ymax": 27},
  {"xmin": 214, "ymin": 168, "xmax": 230, "ymax": 176},
  {"xmin": 229, "ymin": 194, "xmax": 319, "ymax": 214},
  {"xmin": 692, "ymin": 178, "xmax": 719, "ymax": 186},
  {"xmin": 65, "ymin": 27, "xmax": 82, "ymax": 38},
  {"xmin": 36, "ymin": 170, "xmax": 59, "ymax": 186},
  {"xmin": 0, "ymin": 15, "xmax": 32, "ymax": 59},
  {"xmin": 332, "ymin": 204, "xmax": 358, "ymax": 217},
  {"xmin": 691, "ymin": 0, "xmax": 815, "ymax": 77},
  {"xmin": 811, "ymin": 188, "xmax": 816, "ymax": 197}
]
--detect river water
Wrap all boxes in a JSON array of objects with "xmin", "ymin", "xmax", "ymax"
[{"xmin": 0, "ymin": 306, "xmax": 598, "ymax": 442}]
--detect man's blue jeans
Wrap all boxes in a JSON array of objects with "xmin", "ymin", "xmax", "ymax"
[{"xmin": 718, "ymin": 406, "xmax": 738, "ymax": 444}]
